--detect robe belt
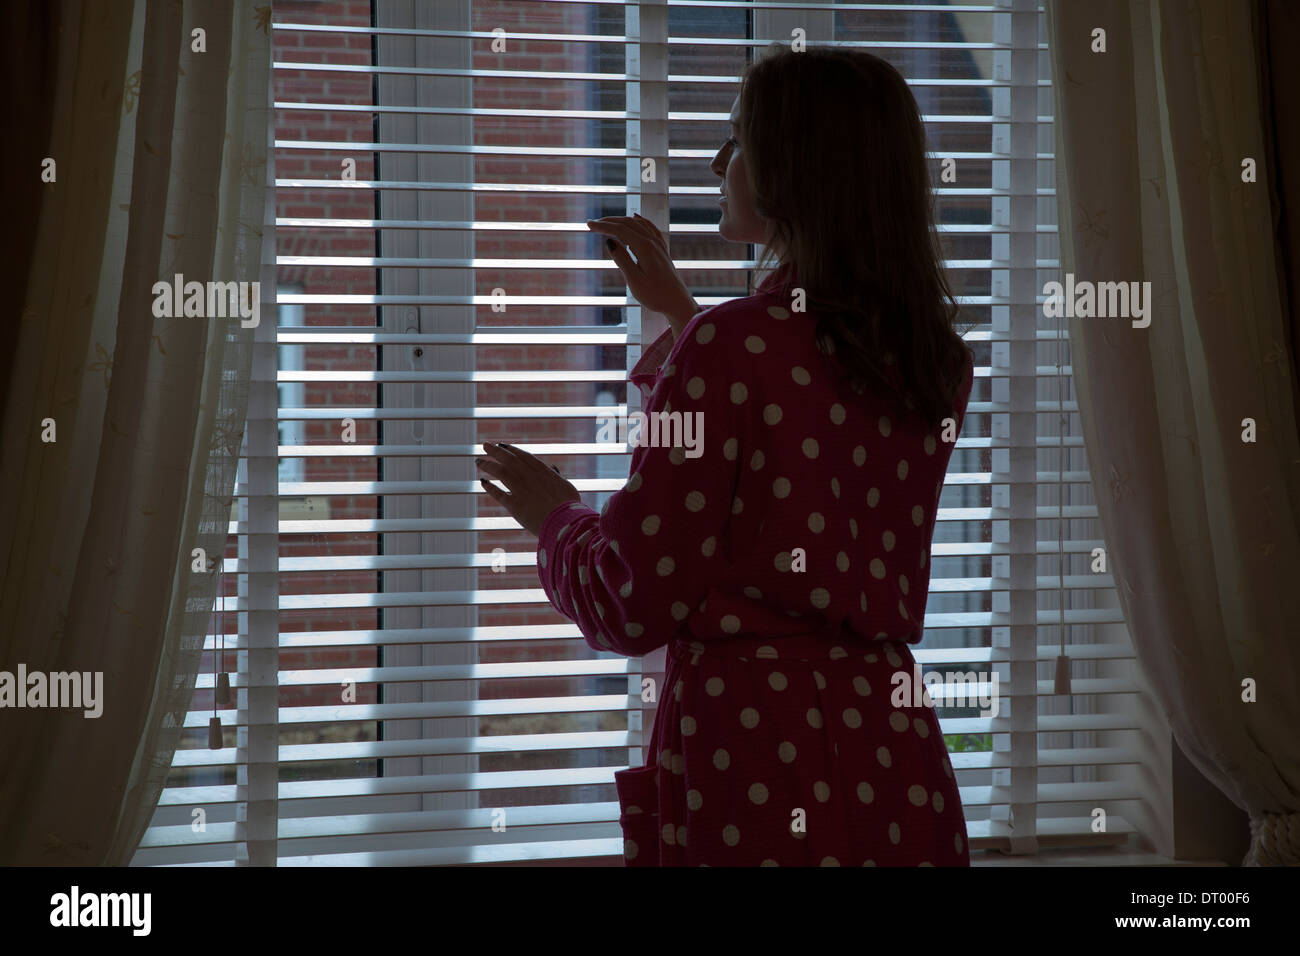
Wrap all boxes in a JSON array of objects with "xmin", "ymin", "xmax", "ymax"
[{"xmin": 669, "ymin": 630, "xmax": 915, "ymax": 665}]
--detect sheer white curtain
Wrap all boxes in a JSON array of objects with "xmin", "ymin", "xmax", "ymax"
[
  {"xmin": 1045, "ymin": 0, "xmax": 1300, "ymax": 865},
  {"xmin": 0, "ymin": 0, "xmax": 269, "ymax": 864}
]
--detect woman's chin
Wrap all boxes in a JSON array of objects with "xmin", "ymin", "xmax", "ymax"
[{"xmin": 716, "ymin": 215, "xmax": 762, "ymax": 245}]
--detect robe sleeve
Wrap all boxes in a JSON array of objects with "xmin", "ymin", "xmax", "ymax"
[{"xmin": 535, "ymin": 315, "xmax": 743, "ymax": 656}]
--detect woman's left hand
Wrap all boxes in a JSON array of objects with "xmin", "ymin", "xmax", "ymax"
[{"xmin": 477, "ymin": 441, "xmax": 581, "ymax": 537}]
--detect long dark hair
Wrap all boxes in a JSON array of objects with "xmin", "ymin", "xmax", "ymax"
[{"xmin": 736, "ymin": 45, "xmax": 974, "ymax": 430}]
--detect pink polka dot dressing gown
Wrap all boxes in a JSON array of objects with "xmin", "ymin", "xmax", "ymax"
[{"xmin": 537, "ymin": 262, "xmax": 974, "ymax": 866}]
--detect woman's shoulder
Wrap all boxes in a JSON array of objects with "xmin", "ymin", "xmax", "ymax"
[{"xmin": 685, "ymin": 286, "xmax": 806, "ymax": 345}]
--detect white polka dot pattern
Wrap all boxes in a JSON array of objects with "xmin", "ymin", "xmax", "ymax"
[{"xmin": 532, "ymin": 275, "xmax": 974, "ymax": 866}]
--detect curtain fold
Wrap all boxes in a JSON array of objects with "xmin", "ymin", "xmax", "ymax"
[
  {"xmin": 0, "ymin": 0, "xmax": 269, "ymax": 865},
  {"xmin": 1045, "ymin": 0, "xmax": 1300, "ymax": 865},
  {"xmin": 1260, "ymin": 0, "xmax": 1300, "ymax": 417}
]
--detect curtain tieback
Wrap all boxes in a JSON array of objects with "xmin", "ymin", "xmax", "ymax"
[{"xmin": 1246, "ymin": 810, "xmax": 1300, "ymax": 866}]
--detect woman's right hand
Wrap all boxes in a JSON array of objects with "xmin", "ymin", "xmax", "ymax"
[{"xmin": 586, "ymin": 214, "xmax": 700, "ymax": 335}]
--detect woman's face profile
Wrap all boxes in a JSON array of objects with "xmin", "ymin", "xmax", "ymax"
[{"xmin": 711, "ymin": 95, "xmax": 769, "ymax": 245}]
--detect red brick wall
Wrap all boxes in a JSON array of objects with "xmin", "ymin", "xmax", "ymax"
[
  {"xmin": 272, "ymin": 0, "xmax": 379, "ymax": 719},
  {"xmin": 471, "ymin": 1, "xmax": 600, "ymax": 688},
  {"xmin": 258, "ymin": 0, "xmax": 617, "ymax": 743}
]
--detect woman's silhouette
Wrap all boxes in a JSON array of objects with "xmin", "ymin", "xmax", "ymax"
[{"xmin": 479, "ymin": 47, "xmax": 975, "ymax": 866}]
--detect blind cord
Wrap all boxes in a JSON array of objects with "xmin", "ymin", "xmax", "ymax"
[
  {"xmin": 209, "ymin": 562, "xmax": 226, "ymax": 748},
  {"xmin": 1054, "ymin": 279, "xmax": 1071, "ymax": 694}
]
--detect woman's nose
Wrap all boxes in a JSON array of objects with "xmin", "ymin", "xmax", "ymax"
[{"xmin": 710, "ymin": 144, "xmax": 729, "ymax": 177}]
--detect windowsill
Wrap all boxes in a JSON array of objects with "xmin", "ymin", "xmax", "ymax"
[
  {"xmin": 973, "ymin": 846, "xmax": 1228, "ymax": 867},
  {"xmin": 530, "ymin": 847, "xmax": 1227, "ymax": 867}
]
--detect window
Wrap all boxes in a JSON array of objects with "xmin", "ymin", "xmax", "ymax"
[{"xmin": 134, "ymin": 0, "xmax": 1146, "ymax": 866}]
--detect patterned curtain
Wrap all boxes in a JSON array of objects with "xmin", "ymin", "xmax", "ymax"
[
  {"xmin": 0, "ymin": 0, "xmax": 271, "ymax": 865},
  {"xmin": 1044, "ymin": 0, "xmax": 1300, "ymax": 865}
]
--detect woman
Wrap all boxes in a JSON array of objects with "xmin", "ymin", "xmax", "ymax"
[{"xmin": 477, "ymin": 47, "xmax": 975, "ymax": 866}]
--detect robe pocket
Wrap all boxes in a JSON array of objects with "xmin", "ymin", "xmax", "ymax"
[{"xmin": 614, "ymin": 764, "xmax": 660, "ymax": 865}]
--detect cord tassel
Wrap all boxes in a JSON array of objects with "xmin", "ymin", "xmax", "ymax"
[
  {"xmin": 216, "ymin": 671, "xmax": 232, "ymax": 708},
  {"xmin": 208, "ymin": 715, "xmax": 225, "ymax": 749},
  {"xmin": 1054, "ymin": 653, "xmax": 1072, "ymax": 695}
]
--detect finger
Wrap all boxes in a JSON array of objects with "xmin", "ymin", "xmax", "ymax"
[
  {"xmin": 500, "ymin": 443, "xmax": 558, "ymax": 480},
  {"xmin": 483, "ymin": 441, "xmax": 522, "ymax": 464},
  {"xmin": 478, "ymin": 449, "xmax": 522, "ymax": 488},
  {"xmin": 595, "ymin": 214, "xmax": 661, "ymax": 242},
  {"xmin": 592, "ymin": 215, "xmax": 662, "ymax": 248},
  {"xmin": 477, "ymin": 465, "xmax": 518, "ymax": 499},
  {"xmin": 606, "ymin": 221, "xmax": 672, "ymax": 269},
  {"xmin": 605, "ymin": 237, "xmax": 643, "ymax": 274},
  {"xmin": 586, "ymin": 218, "xmax": 655, "ymax": 250},
  {"xmin": 492, "ymin": 444, "xmax": 549, "ymax": 485},
  {"xmin": 630, "ymin": 213, "xmax": 668, "ymax": 249},
  {"xmin": 586, "ymin": 215, "xmax": 641, "ymax": 231},
  {"xmin": 479, "ymin": 478, "xmax": 508, "ymax": 505},
  {"xmin": 478, "ymin": 447, "xmax": 511, "ymax": 479},
  {"xmin": 491, "ymin": 441, "xmax": 531, "ymax": 464}
]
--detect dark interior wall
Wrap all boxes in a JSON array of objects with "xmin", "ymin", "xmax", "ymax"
[
  {"xmin": 1260, "ymin": 0, "xmax": 1300, "ymax": 437},
  {"xmin": 3, "ymin": 2, "xmax": 61, "ymax": 402}
]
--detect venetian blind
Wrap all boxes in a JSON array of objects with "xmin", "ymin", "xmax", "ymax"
[{"xmin": 133, "ymin": 0, "xmax": 1148, "ymax": 866}]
